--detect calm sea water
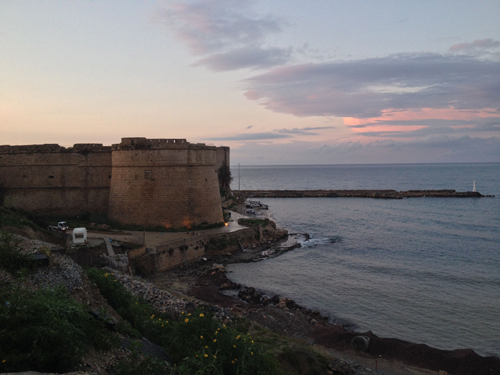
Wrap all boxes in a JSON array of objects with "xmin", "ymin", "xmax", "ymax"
[{"xmin": 228, "ymin": 163, "xmax": 500, "ymax": 358}]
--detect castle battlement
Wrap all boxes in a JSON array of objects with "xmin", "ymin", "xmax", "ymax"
[
  {"xmin": 0, "ymin": 143, "xmax": 111, "ymax": 154},
  {"xmin": 0, "ymin": 138, "xmax": 229, "ymax": 229}
]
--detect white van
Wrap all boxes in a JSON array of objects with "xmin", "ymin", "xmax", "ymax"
[{"xmin": 72, "ymin": 227, "xmax": 87, "ymax": 244}]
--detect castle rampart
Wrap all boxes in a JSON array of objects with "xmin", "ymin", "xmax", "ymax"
[
  {"xmin": 0, "ymin": 138, "xmax": 228, "ymax": 228},
  {"xmin": 0, "ymin": 144, "xmax": 111, "ymax": 215},
  {"xmin": 108, "ymin": 138, "xmax": 223, "ymax": 228}
]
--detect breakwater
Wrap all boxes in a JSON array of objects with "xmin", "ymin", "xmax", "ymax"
[{"xmin": 240, "ymin": 189, "xmax": 489, "ymax": 199}]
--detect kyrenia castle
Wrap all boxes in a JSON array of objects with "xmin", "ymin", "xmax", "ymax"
[{"xmin": 0, "ymin": 137, "xmax": 230, "ymax": 229}]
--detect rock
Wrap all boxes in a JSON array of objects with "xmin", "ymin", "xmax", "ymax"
[
  {"xmin": 329, "ymin": 359, "xmax": 355, "ymax": 375},
  {"xmin": 277, "ymin": 298, "xmax": 288, "ymax": 309},
  {"xmin": 212, "ymin": 263, "xmax": 225, "ymax": 272}
]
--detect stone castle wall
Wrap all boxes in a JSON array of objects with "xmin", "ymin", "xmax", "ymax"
[
  {"xmin": 108, "ymin": 138, "xmax": 223, "ymax": 228},
  {"xmin": 0, "ymin": 144, "xmax": 111, "ymax": 215},
  {"xmin": 0, "ymin": 138, "xmax": 227, "ymax": 228}
]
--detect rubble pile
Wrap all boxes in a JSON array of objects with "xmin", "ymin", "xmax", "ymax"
[
  {"xmin": 14, "ymin": 234, "xmax": 62, "ymax": 254},
  {"xmin": 109, "ymin": 269, "xmax": 233, "ymax": 321},
  {"xmin": 29, "ymin": 253, "xmax": 84, "ymax": 291}
]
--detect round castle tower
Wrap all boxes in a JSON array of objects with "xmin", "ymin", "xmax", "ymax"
[{"xmin": 108, "ymin": 138, "xmax": 223, "ymax": 229}]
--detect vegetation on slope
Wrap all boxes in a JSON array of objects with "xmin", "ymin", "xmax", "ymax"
[
  {"xmin": 87, "ymin": 268, "xmax": 282, "ymax": 375},
  {"xmin": 0, "ymin": 208, "xmax": 330, "ymax": 375}
]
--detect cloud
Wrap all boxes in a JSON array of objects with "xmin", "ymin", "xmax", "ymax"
[
  {"xmin": 205, "ymin": 132, "xmax": 291, "ymax": 141},
  {"xmin": 244, "ymin": 53, "xmax": 500, "ymax": 120},
  {"xmin": 449, "ymin": 38, "xmax": 500, "ymax": 52},
  {"xmin": 205, "ymin": 126, "xmax": 334, "ymax": 142},
  {"xmin": 159, "ymin": 0, "xmax": 291, "ymax": 71},
  {"xmin": 276, "ymin": 126, "xmax": 335, "ymax": 135},
  {"xmin": 230, "ymin": 136, "xmax": 500, "ymax": 164},
  {"xmin": 194, "ymin": 46, "xmax": 292, "ymax": 71}
]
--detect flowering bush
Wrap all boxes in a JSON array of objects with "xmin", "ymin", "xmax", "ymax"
[
  {"xmin": 87, "ymin": 268, "xmax": 281, "ymax": 374},
  {"xmin": 165, "ymin": 309, "xmax": 280, "ymax": 375}
]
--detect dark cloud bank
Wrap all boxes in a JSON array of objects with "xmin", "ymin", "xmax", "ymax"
[{"xmin": 244, "ymin": 53, "xmax": 500, "ymax": 119}]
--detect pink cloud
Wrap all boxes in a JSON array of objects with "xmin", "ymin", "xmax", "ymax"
[
  {"xmin": 350, "ymin": 125, "xmax": 427, "ymax": 134},
  {"xmin": 449, "ymin": 39, "xmax": 500, "ymax": 52},
  {"xmin": 344, "ymin": 108, "xmax": 500, "ymax": 128}
]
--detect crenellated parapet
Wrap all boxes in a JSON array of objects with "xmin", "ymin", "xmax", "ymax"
[{"xmin": 0, "ymin": 143, "xmax": 111, "ymax": 154}]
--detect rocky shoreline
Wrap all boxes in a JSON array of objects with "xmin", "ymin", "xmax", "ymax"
[
  {"xmin": 152, "ymin": 229, "xmax": 500, "ymax": 375},
  {"xmin": 4, "ymin": 213, "xmax": 499, "ymax": 375}
]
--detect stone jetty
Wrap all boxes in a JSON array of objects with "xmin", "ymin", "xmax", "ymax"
[{"xmin": 240, "ymin": 189, "xmax": 490, "ymax": 199}]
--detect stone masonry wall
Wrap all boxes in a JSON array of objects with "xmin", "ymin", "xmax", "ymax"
[
  {"xmin": 108, "ymin": 138, "xmax": 223, "ymax": 228},
  {"xmin": 0, "ymin": 138, "xmax": 228, "ymax": 228},
  {"xmin": 0, "ymin": 144, "xmax": 111, "ymax": 215},
  {"xmin": 154, "ymin": 227, "xmax": 254, "ymax": 272},
  {"xmin": 216, "ymin": 146, "xmax": 230, "ymax": 169}
]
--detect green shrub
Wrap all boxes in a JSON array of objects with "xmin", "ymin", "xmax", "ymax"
[
  {"xmin": 238, "ymin": 218, "xmax": 269, "ymax": 227},
  {"xmin": 85, "ymin": 268, "xmax": 172, "ymax": 340},
  {"xmin": 0, "ymin": 287, "xmax": 117, "ymax": 373},
  {"xmin": 112, "ymin": 341, "xmax": 170, "ymax": 375},
  {"xmin": 86, "ymin": 268, "xmax": 282, "ymax": 374},
  {"xmin": 0, "ymin": 231, "xmax": 35, "ymax": 275},
  {"xmin": 167, "ymin": 309, "xmax": 281, "ymax": 375}
]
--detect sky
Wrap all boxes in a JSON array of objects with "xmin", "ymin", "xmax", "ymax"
[{"xmin": 1, "ymin": 0, "xmax": 499, "ymax": 165}]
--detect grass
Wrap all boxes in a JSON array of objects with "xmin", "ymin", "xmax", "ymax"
[
  {"xmin": 0, "ymin": 206, "xmax": 43, "ymax": 231},
  {"xmin": 205, "ymin": 235, "xmax": 240, "ymax": 253},
  {"xmin": 0, "ymin": 231, "xmax": 35, "ymax": 275},
  {"xmin": 238, "ymin": 218, "xmax": 270, "ymax": 227},
  {"xmin": 0, "ymin": 286, "xmax": 117, "ymax": 373},
  {"xmin": 86, "ymin": 268, "xmax": 284, "ymax": 375}
]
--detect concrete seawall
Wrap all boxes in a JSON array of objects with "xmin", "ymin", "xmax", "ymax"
[{"xmin": 240, "ymin": 189, "xmax": 491, "ymax": 199}]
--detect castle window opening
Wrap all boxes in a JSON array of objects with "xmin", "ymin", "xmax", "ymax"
[
  {"xmin": 48, "ymin": 175, "xmax": 54, "ymax": 179},
  {"xmin": 144, "ymin": 170, "xmax": 152, "ymax": 180}
]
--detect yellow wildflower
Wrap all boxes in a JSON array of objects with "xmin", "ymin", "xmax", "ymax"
[
  {"xmin": 185, "ymin": 318, "xmax": 189, "ymax": 323},
  {"xmin": 199, "ymin": 313, "xmax": 204, "ymax": 317},
  {"xmin": 200, "ymin": 336, "xmax": 204, "ymax": 339},
  {"xmin": 188, "ymin": 313, "xmax": 191, "ymax": 316},
  {"xmin": 213, "ymin": 355, "xmax": 217, "ymax": 359},
  {"xmin": 181, "ymin": 311, "xmax": 185, "ymax": 314},
  {"xmin": 213, "ymin": 339, "xmax": 217, "ymax": 343},
  {"xmin": 204, "ymin": 354, "xmax": 208, "ymax": 357},
  {"xmin": 236, "ymin": 335, "xmax": 240, "ymax": 339},
  {"xmin": 233, "ymin": 345, "xmax": 237, "ymax": 348},
  {"xmin": 251, "ymin": 352, "xmax": 253, "ymax": 355},
  {"xmin": 151, "ymin": 315, "xmax": 154, "ymax": 319}
]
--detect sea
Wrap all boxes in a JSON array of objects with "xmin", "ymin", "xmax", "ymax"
[{"xmin": 228, "ymin": 163, "xmax": 500, "ymax": 358}]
